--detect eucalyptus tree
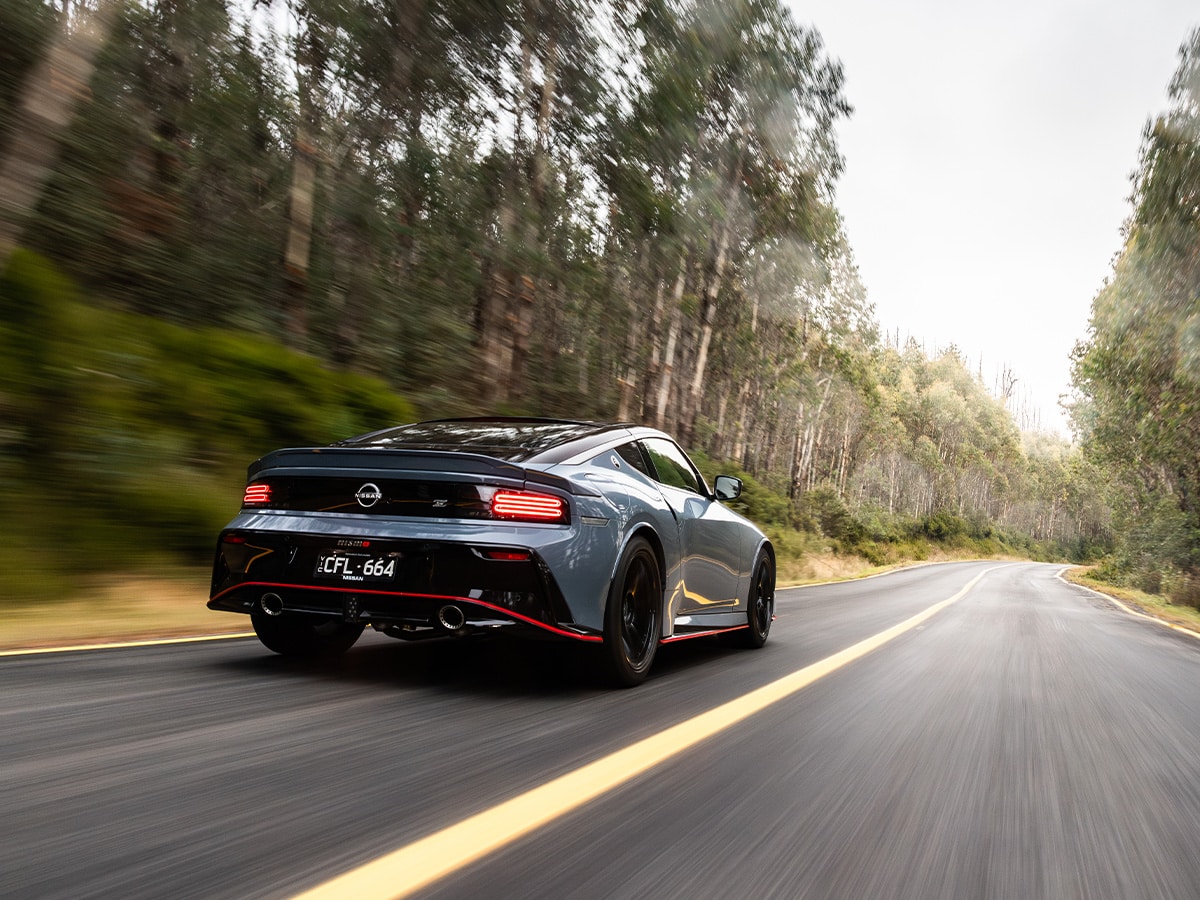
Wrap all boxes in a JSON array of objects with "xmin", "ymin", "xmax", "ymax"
[
  {"xmin": 0, "ymin": 0, "xmax": 121, "ymax": 273},
  {"xmin": 468, "ymin": 0, "xmax": 604, "ymax": 407},
  {"xmin": 272, "ymin": 0, "xmax": 347, "ymax": 347},
  {"xmin": 845, "ymin": 344, "xmax": 1024, "ymax": 525},
  {"xmin": 676, "ymin": 0, "xmax": 848, "ymax": 446},
  {"xmin": 1072, "ymin": 27, "xmax": 1200, "ymax": 596},
  {"xmin": 778, "ymin": 231, "xmax": 876, "ymax": 496},
  {"xmin": 12, "ymin": 0, "xmax": 294, "ymax": 330},
  {"xmin": 602, "ymin": 0, "xmax": 849, "ymax": 448},
  {"xmin": 324, "ymin": 0, "xmax": 510, "ymax": 378}
]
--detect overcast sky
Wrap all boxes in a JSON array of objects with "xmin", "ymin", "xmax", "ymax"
[{"xmin": 788, "ymin": 0, "xmax": 1199, "ymax": 435}]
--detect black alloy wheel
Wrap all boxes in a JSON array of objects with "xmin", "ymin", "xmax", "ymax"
[
  {"xmin": 250, "ymin": 609, "xmax": 365, "ymax": 657},
  {"xmin": 602, "ymin": 536, "xmax": 661, "ymax": 687},
  {"xmin": 722, "ymin": 551, "xmax": 774, "ymax": 649}
]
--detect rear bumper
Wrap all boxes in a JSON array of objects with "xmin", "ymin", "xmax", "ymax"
[
  {"xmin": 209, "ymin": 514, "xmax": 601, "ymax": 641},
  {"xmin": 208, "ymin": 581, "xmax": 601, "ymax": 642}
]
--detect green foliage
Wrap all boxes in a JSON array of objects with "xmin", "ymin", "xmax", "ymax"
[
  {"xmin": 922, "ymin": 510, "xmax": 969, "ymax": 541},
  {"xmin": 0, "ymin": 0, "xmax": 1111, "ymax": 603},
  {"xmin": 690, "ymin": 449, "xmax": 796, "ymax": 530},
  {"xmin": 1071, "ymin": 29, "xmax": 1200, "ymax": 599},
  {"xmin": 0, "ymin": 252, "xmax": 415, "ymax": 599},
  {"xmin": 0, "ymin": 249, "xmax": 80, "ymax": 466},
  {"xmin": 799, "ymin": 485, "xmax": 863, "ymax": 543}
]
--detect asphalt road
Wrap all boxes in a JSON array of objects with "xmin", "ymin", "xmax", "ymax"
[{"xmin": 5, "ymin": 561, "xmax": 1200, "ymax": 899}]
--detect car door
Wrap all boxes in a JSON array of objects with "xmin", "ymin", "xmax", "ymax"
[{"xmin": 640, "ymin": 437, "xmax": 747, "ymax": 615}]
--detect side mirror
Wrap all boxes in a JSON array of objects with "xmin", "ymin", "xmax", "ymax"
[{"xmin": 713, "ymin": 474, "xmax": 742, "ymax": 501}]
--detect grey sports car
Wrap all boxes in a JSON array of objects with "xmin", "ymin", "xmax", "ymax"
[{"xmin": 209, "ymin": 418, "xmax": 775, "ymax": 685}]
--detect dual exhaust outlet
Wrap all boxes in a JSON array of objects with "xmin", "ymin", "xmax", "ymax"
[
  {"xmin": 259, "ymin": 593, "xmax": 284, "ymax": 616},
  {"xmin": 437, "ymin": 604, "xmax": 466, "ymax": 631},
  {"xmin": 257, "ymin": 592, "xmax": 466, "ymax": 631}
]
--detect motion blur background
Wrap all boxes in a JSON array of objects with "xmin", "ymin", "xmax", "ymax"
[{"xmin": 1, "ymin": 1, "xmax": 1198, "ymax": 619}]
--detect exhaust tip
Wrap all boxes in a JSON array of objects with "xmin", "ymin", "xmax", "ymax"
[
  {"xmin": 259, "ymin": 593, "xmax": 284, "ymax": 617},
  {"xmin": 437, "ymin": 604, "xmax": 466, "ymax": 631}
]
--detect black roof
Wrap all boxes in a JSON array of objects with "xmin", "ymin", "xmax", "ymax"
[{"xmin": 336, "ymin": 418, "xmax": 633, "ymax": 463}]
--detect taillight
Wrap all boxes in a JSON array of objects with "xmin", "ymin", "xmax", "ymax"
[
  {"xmin": 243, "ymin": 483, "xmax": 271, "ymax": 506},
  {"xmin": 491, "ymin": 490, "xmax": 567, "ymax": 522}
]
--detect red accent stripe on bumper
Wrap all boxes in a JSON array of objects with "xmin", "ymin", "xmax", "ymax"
[{"xmin": 209, "ymin": 581, "xmax": 603, "ymax": 643}]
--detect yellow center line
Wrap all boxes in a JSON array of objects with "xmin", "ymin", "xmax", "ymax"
[{"xmin": 293, "ymin": 565, "xmax": 1000, "ymax": 900}]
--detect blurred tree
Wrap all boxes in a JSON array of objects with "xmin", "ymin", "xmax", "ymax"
[
  {"xmin": 277, "ymin": 0, "xmax": 339, "ymax": 347},
  {"xmin": 471, "ymin": 0, "xmax": 601, "ymax": 406},
  {"xmin": 0, "ymin": 0, "xmax": 119, "ymax": 273},
  {"xmin": 1072, "ymin": 28, "xmax": 1200, "ymax": 599},
  {"xmin": 601, "ymin": 0, "xmax": 849, "ymax": 447},
  {"xmin": 0, "ymin": 0, "xmax": 1102, "ymax": 578},
  {"xmin": 0, "ymin": 0, "xmax": 57, "ymax": 156}
]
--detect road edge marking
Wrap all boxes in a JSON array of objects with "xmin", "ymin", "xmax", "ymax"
[
  {"xmin": 0, "ymin": 632, "xmax": 255, "ymax": 657},
  {"xmin": 1056, "ymin": 567, "xmax": 1200, "ymax": 641},
  {"xmin": 291, "ymin": 565, "xmax": 1001, "ymax": 900}
]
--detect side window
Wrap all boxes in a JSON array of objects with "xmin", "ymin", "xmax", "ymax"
[
  {"xmin": 642, "ymin": 438, "xmax": 704, "ymax": 495},
  {"xmin": 614, "ymin": 441, "xmax": 652, "ymax": 477}
]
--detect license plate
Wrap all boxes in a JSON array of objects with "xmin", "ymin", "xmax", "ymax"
[{"xmin": 313, "ymin": 551, "xmax": 397, "ymax": 583}]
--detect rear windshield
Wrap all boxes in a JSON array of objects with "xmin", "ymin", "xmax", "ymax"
[{"xmin": 337, "ymin": 420, "xmax": 608, "ymax": 462}]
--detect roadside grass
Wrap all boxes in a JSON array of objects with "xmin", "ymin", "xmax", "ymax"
[
  {"xmin": 0, "ymin": 570, "xmax": 248, "ymax": 650},
  {"xmin": 1061, "ymin": 567, "xmax": 1200, "ymax": 634}
]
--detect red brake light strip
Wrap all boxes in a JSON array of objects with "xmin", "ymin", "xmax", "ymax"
[
  {"xmin": 243, "ymin": 483, "xmax": 271, "ymax": 505},
  {"xmin": 491, "ymin": 490, "xmax": 565, "ymax": 521}
]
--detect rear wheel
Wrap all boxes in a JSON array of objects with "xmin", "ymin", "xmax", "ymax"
[
  {"xmin": 722, "ymin": 552, "xmax": 774, "ymax": 649},
  {"xmin": 250, "ymin": 609, "xmax": 364, "ymax": 657},
  {"xmin": 601, "ymin": 536, "xmax": 661, "ymax": 687}
]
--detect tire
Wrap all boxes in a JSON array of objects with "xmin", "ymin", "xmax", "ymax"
[
  {"xmin": 250, "ymin": 609, "xmax": 364, "ymax": 658},
  {"xmin": 722, "ymin": 552, "xmax": 774, "ymax": 649},
  {"xmin": 600, "ymin": 536, "xmax": 662, "ymax": 687}
]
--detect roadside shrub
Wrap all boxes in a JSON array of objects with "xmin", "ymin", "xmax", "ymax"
[
  {"xmin": 922, "ymin": 510, "xmax": 969, "ymax": 540},
  {"xmin": 691, "ymin": 450, "xmax": 796, "ymax": 530},
  {"xmin": 1137, "ymin": 569, "xmax": 1163, "ymax": 595},
  {"xmin": 855, "ymin": 540, "xmax": 888, "ymax": 567},
  {"xmin": 800, "ymin": 485, "xmax": 864, "ymax": 543},
  {"xmin": 854, "ymin": 504, "xmax": 925, "ymax": 544},
  {"xmin": 0, "ymin": 254, "xmax": 421, "ymax": 597},
  {"xmin": 0, "ymin": 249, "xmax": 81, "ymax": 465},
  {"xmin": 1166, "ymin": 572, "xmax": 1200, "ymax": 610}
]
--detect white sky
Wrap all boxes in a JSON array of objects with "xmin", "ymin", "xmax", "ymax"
[{"xmin": 789, "ymin": 0, "xmax": 1199, "ymax": 436}]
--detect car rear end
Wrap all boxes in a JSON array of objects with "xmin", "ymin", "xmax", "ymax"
[{"xmin": 208, "ymin": 447, "xmax": 609, "ymax": 642}]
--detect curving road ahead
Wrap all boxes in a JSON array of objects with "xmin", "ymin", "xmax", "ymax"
[{"xmin": 4, "ymin": 562, "xmax": 1200, "ymax": 899}]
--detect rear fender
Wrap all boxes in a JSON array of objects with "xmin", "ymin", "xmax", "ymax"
[{"xmin": 609, "ymin": 524, "xmax": 673, "ymax": 639}]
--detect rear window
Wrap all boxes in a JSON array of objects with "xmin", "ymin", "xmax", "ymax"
[
  {"xmin": 338, "ymin": 420, "xmax": 606, "ymax": 462},
  {"xmin": 615, "ymin": 442, "xmax": 652, "ymax": 476}
]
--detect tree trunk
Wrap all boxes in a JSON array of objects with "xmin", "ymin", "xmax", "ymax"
[
  {"xmin": 282, "ymin": 23, "xmax": 329, "ymax": 349},
  {"xmin": 653, "ymin": 265, "xmax": 686, "ymax": 431},
  {"xmin": 282, "ymin": 113, "xmax": 317, "ymax": 347},
  {"xmin": 682, "ymin": 154, "xmax": 741, "ymax": 444},
  {"xmin": 0, "ymin": 0, "xmax": 118, "ymax": 272},
  {"xmin": 476, "ymin": 4, "xmax": 553, "ymax": 407}
]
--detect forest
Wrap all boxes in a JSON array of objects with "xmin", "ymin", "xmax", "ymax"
[
  {"xmin": 1070, "ymin": 28, "xmax": 1200, "ymax": 608},
  {"xmin": 0, "ymin": 0, "xmax": 1196, "ymax": 608}
]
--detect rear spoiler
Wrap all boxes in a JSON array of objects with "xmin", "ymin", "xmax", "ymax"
[{"xmin": 247, "ymin": 447, "xmax": 599, "ymax": 496}]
